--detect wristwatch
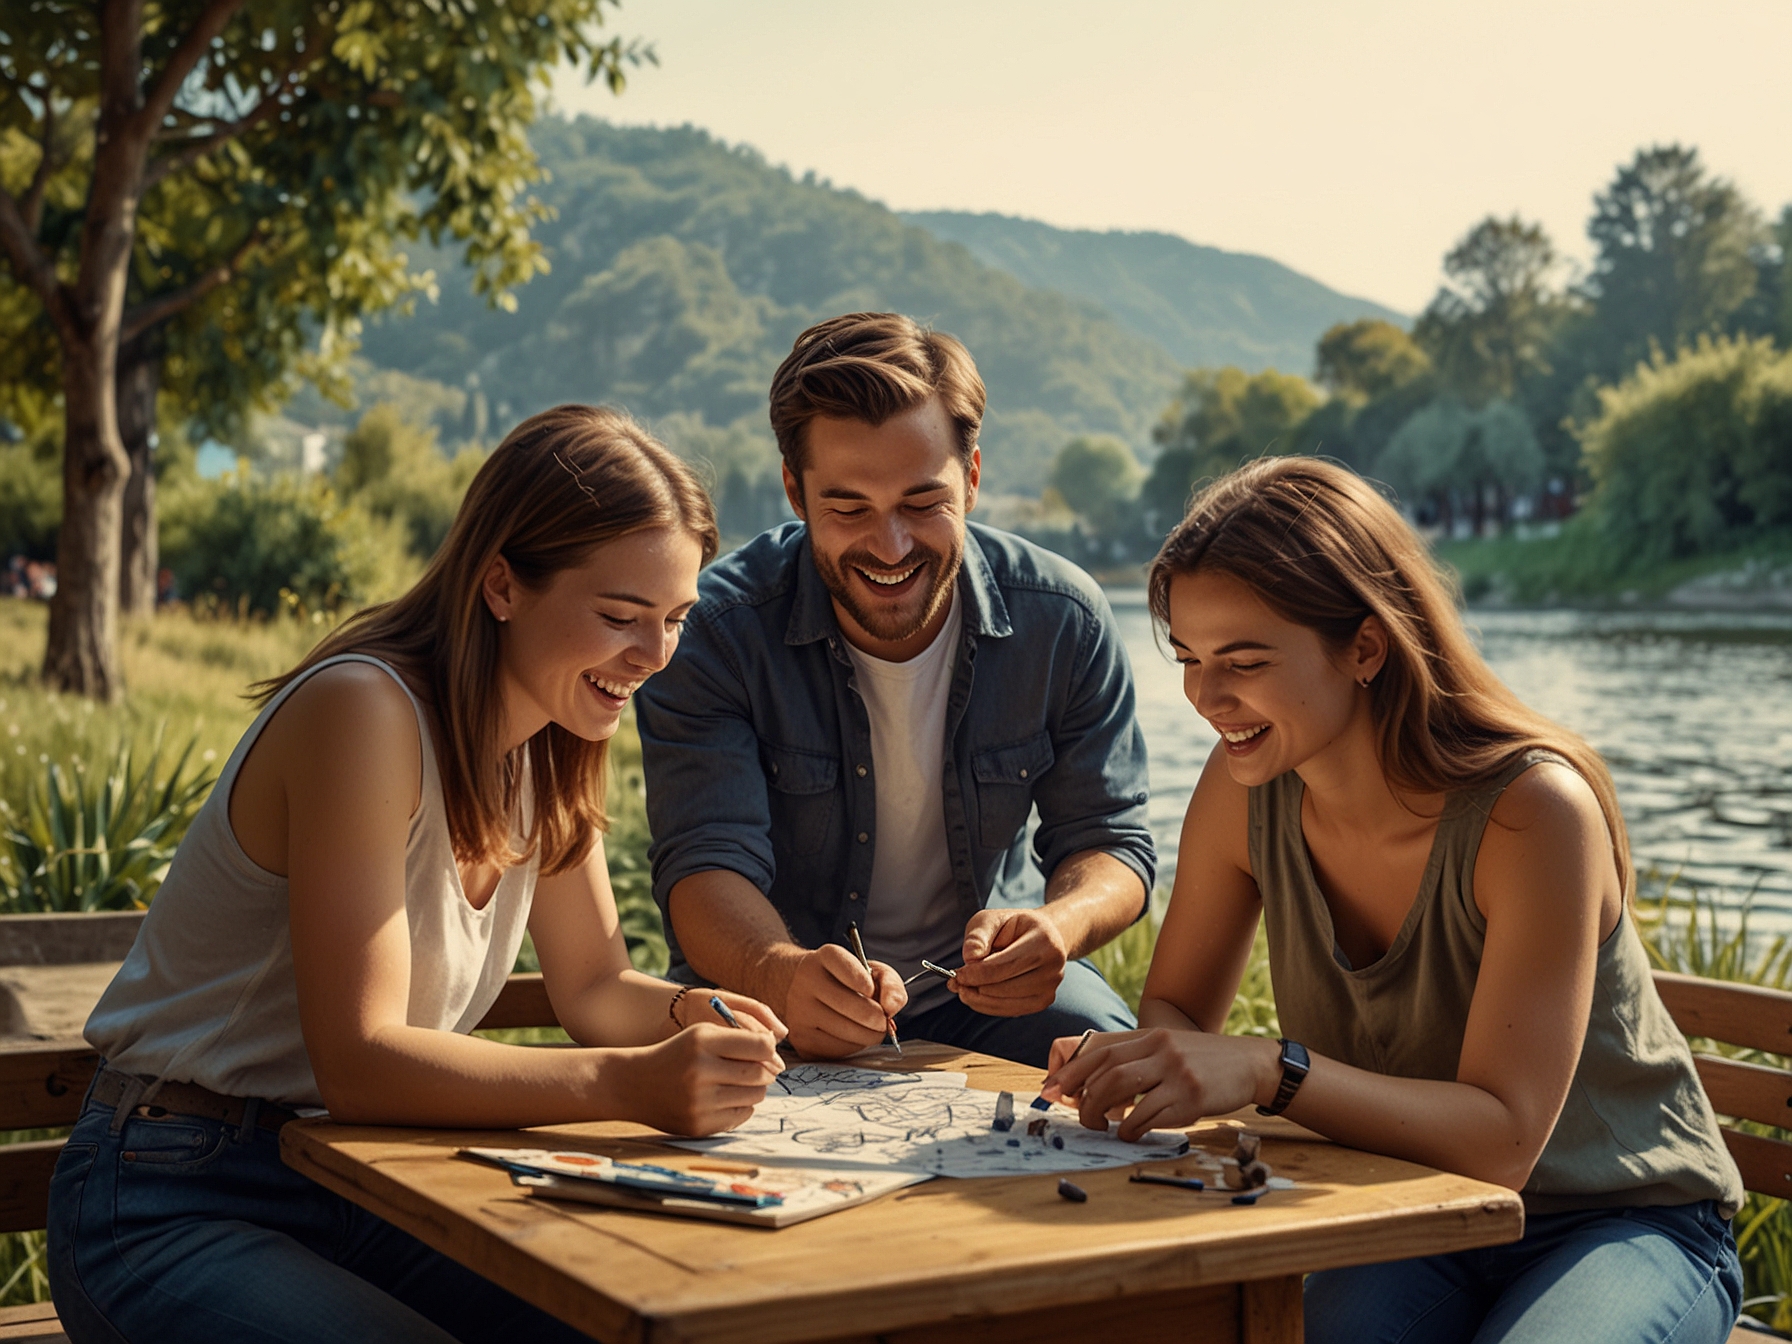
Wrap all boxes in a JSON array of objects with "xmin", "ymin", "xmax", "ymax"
[{"xmin": 1256, "ymin": 1038, "xmax": 1310, "ymax": 1117}]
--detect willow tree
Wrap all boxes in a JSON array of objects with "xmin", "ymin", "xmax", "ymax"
[{"xmin": 0, "ymin": 0, "xmax": 646, "ymax": 698}]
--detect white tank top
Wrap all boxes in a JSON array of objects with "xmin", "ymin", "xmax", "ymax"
[{"xmin": 85, "ymin": 654, "xmax": 538, "ymax": 1108}]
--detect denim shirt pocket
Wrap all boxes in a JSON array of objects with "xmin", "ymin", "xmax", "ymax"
[
  {"xmin": 761, "ymin": 741, "xmax": 839, "ymax": 857},
  {"xmin": 971, "ymin": 731, "xmax": 1054, "ymax": 851}
]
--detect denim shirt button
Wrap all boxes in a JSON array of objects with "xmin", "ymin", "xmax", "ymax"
[
  {"xmin": 1019, "ymin": 768, "xmax": 1029, "ymax": 779},
  {"xmin": 856, "ymin": 764, "xmax": 867, "ymax": 777},
  {"xmin": 857, "ymin": 832, "xmax": 869, "ymax": 843},
  {"xmin": 848, "ymin": 891, "xmax": 860, "ymax": 901}
]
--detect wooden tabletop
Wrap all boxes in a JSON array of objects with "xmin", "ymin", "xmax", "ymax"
[{"xmin": 282, "ymin": 1041, "xmax": 1523, "ymax": 1344}]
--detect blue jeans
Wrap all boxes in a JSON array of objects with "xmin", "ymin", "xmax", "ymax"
[
  {"xmin": 47, "ymin": 1080, "xmax": 592, "ymax": 1343},
  {"xmin": 1305, "ymin": 1199, "xmax": 1743, "ymax": 1344},
  {"xmin": 900, "ymin": 957, "xmax": 1136, "ymax": 1069}
]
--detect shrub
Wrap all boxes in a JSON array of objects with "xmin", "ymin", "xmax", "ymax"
[
  {"xmin": 0, "ymin": 439, "xmax": 59, "ymax": 561},
  {"xmin": 336, "ymin": 403, "xmax": 485, "ymax": 561},
  {"xmin": 160, "ymin": 471, "xmax": 413, "ymax": 616},
  {"xmin": 1579, "ymin": 335, "xmax": 1792, "ymax": 564}
]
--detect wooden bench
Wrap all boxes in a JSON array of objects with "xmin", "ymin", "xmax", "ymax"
[
  {"xmin": 0, "ymin": 972, "xmax": 561, "ymax": 1342},
  {"xmin": 1653, "ymin": 970, "xmax": 1792, "ymax": 1340}
]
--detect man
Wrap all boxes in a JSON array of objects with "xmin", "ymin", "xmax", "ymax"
[{"xmin": 636, "ymin": 312, "xmax": 1154, "ymax": 1067}]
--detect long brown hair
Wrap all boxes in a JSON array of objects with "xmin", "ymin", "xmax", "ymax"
[
  {"xmin": 257, "ymin": 405, "xmax": 719, "ymax": 875},
  {"xmin": 1146, "ymin": 456, "xmax": 1631, "ymax": 894}
]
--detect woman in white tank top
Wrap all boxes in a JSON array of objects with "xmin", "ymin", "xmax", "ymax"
[{"xmin": 48, "ymin": 407, "xmax": 786, "ymax": 1344}]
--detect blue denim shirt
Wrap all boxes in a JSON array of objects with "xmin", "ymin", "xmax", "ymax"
[{"xmin": 635, "ymin": 521, "xmax": 1155, "ymax": 982}]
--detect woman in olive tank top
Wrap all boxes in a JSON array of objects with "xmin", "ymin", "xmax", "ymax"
[{"xmin": 1041, "ymin": 459, "xmax": 1743, "ymax": 1343}]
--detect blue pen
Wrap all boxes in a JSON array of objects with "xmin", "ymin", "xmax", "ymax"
[{"xmin": 709, "ymin": 995, "xmax": 742, "ymax": 1028}]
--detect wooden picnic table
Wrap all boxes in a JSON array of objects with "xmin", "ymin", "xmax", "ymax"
[{"xmin": 280, "ymin": 1040, "xmax": 1524, "ymax": 1344}]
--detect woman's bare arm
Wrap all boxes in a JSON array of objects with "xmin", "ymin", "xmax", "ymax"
[
  {"xmin": 1136, "ymin": 744, "xmax": 1263, "ymax": 1033},
  {"xmin": 265, "ymin": 667, "xmax": 779, "ymax": 1132},
  {"xmin": 1049, "ymin": 761, "xmax": 1618, "ymax": 1191},
  {"xmin": 528, "ymin": 836, "xmax": 786, "ymax": 1046}
]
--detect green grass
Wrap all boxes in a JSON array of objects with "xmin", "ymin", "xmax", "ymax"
[{"xmin": 1435, "ymin": 524, "xmax": 1792, "ymax": 606}]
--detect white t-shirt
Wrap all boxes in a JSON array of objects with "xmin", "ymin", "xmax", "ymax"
[{"xmin": 844, "ymin": 587, "xmax": 967, "ymax": 1017}]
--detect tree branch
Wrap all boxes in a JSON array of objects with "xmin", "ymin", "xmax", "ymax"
[
  {"xmin": 119, "ymin": 232, "xmax": 256, "ymax": 342},
  {"xmin": 136, "ymin": 0, "xmax": 249, "ymax": 139},
  {"xmin": 21, "ymin": 91, "xmax": 58, "ymax": 235},
  {"xmin": 144, "ymin": 64, "xmax": 306, "ymax": 188},
  {"xmin": 0, "ymin": 185, "xmax": 76, "ymax": 341}
]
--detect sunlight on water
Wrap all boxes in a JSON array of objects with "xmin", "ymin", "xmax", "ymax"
[{"xmin": 1113, "ymin": 592, "xmax": 1792, "ymax": 916}]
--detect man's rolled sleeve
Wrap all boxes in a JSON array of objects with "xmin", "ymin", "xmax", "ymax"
[
  {"xmin": 636, "ymin": 613, "xmax": 776, "ymax": 924},
  {"xmin": 1030, "ymin": 595, "xmax": 1155, "ymax": 912}
]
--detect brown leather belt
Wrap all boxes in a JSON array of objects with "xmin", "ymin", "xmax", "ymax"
[{"xmin": 93, "ymin": 1067, "xmax": 300, "ymax": 1133}]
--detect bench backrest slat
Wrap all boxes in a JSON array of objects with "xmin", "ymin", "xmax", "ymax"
[{"xmin": 1653, "ymin": 969, "xmax": 1792, "ymax": 1200}]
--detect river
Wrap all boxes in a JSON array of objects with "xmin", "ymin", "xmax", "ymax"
[{"xmin": 1110, "ymin": 592, "xmax": 1792, "ymax": 917}]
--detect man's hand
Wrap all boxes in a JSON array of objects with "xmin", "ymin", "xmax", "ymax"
[
  {"xmin": 784, "ymin": 944, "xmax": 907, "ymax": 1059},
  {"xmin": 953, "ymin": 907, "xmax": 1070, "ymax": 1016}
]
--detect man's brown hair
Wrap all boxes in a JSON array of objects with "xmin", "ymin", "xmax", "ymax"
[{"xmin": 768, "ymin": 312, "xmax": 986, "ymax": 476}]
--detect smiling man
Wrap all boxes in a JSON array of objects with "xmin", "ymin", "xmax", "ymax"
[{"xmin": 635, "ymin": 312, "xmax": 1154, "ymax": 1066}]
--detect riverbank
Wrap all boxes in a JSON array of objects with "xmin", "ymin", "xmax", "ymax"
[{"xmin": 1436, "ymin": 526, "xmax": 1792, "ymax": 608}]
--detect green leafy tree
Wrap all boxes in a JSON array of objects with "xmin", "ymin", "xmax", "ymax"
[
  {"xmin": 1581, "ymin": 146, "xmax": 1766, "ymax": 383},
  {"xmin": 1144, "ymin": 367, "xmax": 1322, "ymax": 528},
  {"xmin": 1376, "ymin": 398, "xmax": 1543, "ymax": 535},
  {"xmin": 0, "ymin": 0, "xmax": 648, "ymax": 700},
  {"xmin": 1314, "ymin": 319, "xmax": 1431, "ymax": 402},
  {"xmin": 1414, "ymin": 216, "xmax": 1566, "ymax": 406},
  {"xmin": 1578, "ymin": 335, "xmax": 1792, "ymax": 564},
  {"xmin": 1049, "ymin": 435, "xmax": 1143, "ymax": 540}
]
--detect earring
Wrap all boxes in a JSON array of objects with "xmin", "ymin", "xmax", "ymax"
[{"xmin": 1358, "ymin": 676, "xmax": 1371, "ymax": 688}]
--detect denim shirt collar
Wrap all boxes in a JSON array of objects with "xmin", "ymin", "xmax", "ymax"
[{"xmin": 783, "ymin": 527, "xmax": 1014, "ymax": 648}]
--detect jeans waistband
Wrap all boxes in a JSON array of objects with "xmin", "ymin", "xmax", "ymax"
[{"xmin": 92, "ymin": 1066, "xmax": 298, "ymax": 1135}]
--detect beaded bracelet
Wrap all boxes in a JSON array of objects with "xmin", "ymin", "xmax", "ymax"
[{"xmin": 668, "ymin": 984, "xmax": 694, "ymax": 1028}]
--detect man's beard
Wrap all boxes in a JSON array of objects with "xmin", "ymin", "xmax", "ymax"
[{"xmin": 812, "ymin": 536, "xmax": 963, "ymax": 645}]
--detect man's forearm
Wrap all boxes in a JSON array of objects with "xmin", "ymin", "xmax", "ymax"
[
  {"xmin": 667, "ymin": 870, "xmax": 808, "ymax": 1017},
  {"xmin": 1042, "ymin": 849, "xmax": 1148, "ymax": 960}
]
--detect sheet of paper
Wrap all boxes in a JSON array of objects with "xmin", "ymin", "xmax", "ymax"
[
  {"xmin": 463, "ymin": 1146, "xmax": 930, "ymax": 1227},
  {"xmin": 665, "ymin": 1062, "xmax": 1189, "ymax": 1178}
]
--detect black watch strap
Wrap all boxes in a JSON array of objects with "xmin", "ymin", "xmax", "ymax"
[{"xmin": 1256, "ymin": 1038, "xmax": 1310, "ymax": 1117}]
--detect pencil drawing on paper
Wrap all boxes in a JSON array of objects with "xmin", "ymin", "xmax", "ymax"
[{"xmin": 666, "ymin": 1063, "xmax": 1188, "ymax": 1178}]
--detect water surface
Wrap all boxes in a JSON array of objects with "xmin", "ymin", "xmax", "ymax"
[{"xmin": 1112, "ymin": 593, "xmax": 1792, "ymax": 916}]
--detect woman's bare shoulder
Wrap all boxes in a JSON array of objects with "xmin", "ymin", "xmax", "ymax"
[
  {"xmin": 254, "ymin": 662, "xmax": 424, "ymax": 789},
  {"xmin": 1488, "ymin": 758, "xmax": 1605, "ymax": 839}
]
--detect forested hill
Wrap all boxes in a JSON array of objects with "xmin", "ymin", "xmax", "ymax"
[
  {"xmin": 358, "ymin": 117, "xmax": 1183, "ymax": 494},
  {"xmin": 902, "ymin": 211, "xmax": 1406, "ymax": 374}
]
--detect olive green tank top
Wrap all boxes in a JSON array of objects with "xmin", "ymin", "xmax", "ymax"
[{"xmin": 1249, "ymin": 750, "xmax": 1743, "ymax": 1217}]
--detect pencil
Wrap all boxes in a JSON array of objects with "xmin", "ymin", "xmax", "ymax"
[
  {"xmin": 846, "ymin": 921, "xmax": 902, "ymax": 1054},
  {"xmin": 1030, "ymin": 1028, "xmax": 1096, "ymax": 1111}
]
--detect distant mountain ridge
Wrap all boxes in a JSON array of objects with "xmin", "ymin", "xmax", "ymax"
[
  {"xmin": 903, "ymin": 210, "xmax": 1406, "ymax": 375},
  {"xmin": 355, "ymin": 119, "xmax": 1406, "ymax": 496},
  {"xmin": 358, "ymin": 118, "xmax": 1183, "ymax": 494}
]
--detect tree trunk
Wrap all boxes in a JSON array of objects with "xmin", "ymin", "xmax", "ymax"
[
  {"xmin": 43, "ymin": 338, "xmax": 130, "ymax": 701},
  {"xmin": 117, "ymin": 334, "xmax": 161, "ymax": 618}
]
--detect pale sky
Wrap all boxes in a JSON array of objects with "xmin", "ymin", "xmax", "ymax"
[{"xmin": 551, "ymin": 0, "xmax": 1792, "ymax": 315}]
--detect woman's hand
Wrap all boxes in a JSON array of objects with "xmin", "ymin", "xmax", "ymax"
[
  {"xmin": 673, "ymin": 987, "xmax": 789, "ymax": 1041},
  {"xmin": 1040, "ymin": 1028, "xmax": 1280, "ymax": 1142},
  {"xmin": 620, "ymin": 1022, "xmax": 785, "ymax": 1137}
]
